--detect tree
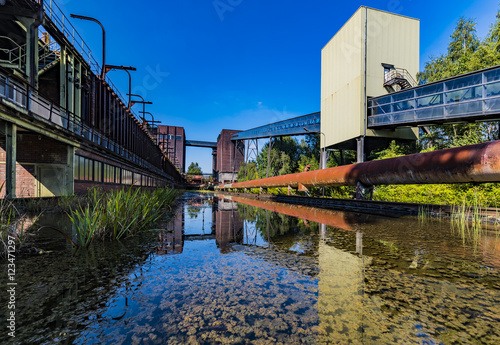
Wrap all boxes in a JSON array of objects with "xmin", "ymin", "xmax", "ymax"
[{"xmin": 187, "ymin": 162, "xmax": 202, "ymax": 175}]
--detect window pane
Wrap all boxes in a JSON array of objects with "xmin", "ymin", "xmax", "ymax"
[{"xmin": 74, "ymin": 155, "xmax": 80, "ymax": 180}]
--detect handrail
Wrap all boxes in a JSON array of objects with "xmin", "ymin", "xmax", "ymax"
[
  {"xmin": 384, "ymin": 68, "xmax": 417, "ymax": 88},
  {"xmin": 0, "ymin": 71, "xmax": 170, "ymax": 178},
  {"xmin": 0, "ymin": 36, "xmax": 25, "ymax": 69},
  {"xmin": 368, "ymin": 65, "xmax": 500, "ymax": 127}
]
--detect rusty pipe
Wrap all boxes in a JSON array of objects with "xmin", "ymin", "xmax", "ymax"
[
  {"xmin": 223, "ymin": 140, "xmax": 500, "ymax": 189},
  {"xmin": 230, "ymin": 195, "xmax": 353, "ymax": 231}
]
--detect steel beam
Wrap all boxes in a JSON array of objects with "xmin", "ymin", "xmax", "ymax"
[{"xmin": 222, "ymin": 140, "xmax": 500, "ymax": 189}]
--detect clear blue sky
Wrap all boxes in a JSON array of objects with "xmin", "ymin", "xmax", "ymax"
[{"xmin": 57, "ymin": 0, "xmax": 498, "ymax": 173}]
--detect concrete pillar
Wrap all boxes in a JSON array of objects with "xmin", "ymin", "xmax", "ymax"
[
  {"xmin": 356, "ymin": 136, "xmax": 365, "ymax": 163},
  {"xmin": 321, "ymin": 149, "xmax": 328, "ymax": 169},
  {"xmin": 5, "ymin": 122, "xmax": 17, "ymax": 199}
]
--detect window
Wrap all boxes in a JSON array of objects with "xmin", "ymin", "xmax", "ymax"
[{"xmin": 94, "ymin": 161, "xmax": 102, "ymax": 182}]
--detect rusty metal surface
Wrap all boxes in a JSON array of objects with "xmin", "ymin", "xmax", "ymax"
[
  {"xmin": 230, "ymin": 195, "xmax": 354, "ymax": 231},
  {"xmin": 224, "ymin": 140, "xmax": 500, "ymax": 189}
]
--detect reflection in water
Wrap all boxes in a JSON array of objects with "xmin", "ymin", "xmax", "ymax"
[{"xmin": 0, "ymin": 192, "xmax": 499, "ymax": 344}]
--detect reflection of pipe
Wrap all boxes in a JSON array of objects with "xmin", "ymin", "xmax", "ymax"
[
  {"xmin": 222, "ymin": 140, "xmax": 500, "ymax": 189},
  {"xmin": 231, "ymin": 196, "xmax": 353, "ymax": 231}
]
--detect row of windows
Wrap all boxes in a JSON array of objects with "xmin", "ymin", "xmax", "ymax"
[
  {"xmin": 157, "ymin": 134, "xmax": 182, "ymax": 141},
  {"xmin": 74, "ymin": 155, "xmax": 163, "ymax": 187}
]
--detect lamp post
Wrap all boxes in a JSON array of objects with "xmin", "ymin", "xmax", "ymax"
[
  {"xmin": 303, "ymin": 127, "xmax": 327, "ymax": 169},
  {"xmin": 70, "ymin": 14, "xmax": 106, "ymax": 79},
  {"xmin": 127, "ymin": 93, "xmax": 152, "ymax": 122},
  {"xmin": 104, "ymin": 65, "xmax": 136, "ymax": 110},
  {"xmin": 140, "ymin": 111, "xmax": 161, "ymax": 134}
]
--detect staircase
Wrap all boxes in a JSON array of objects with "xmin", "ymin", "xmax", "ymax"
[
  {"xmin": 383, "ymin": 68, "xmax": 417, "ymax": 92},
  {"xmin": 0, "ymin": 34, "xmax": 60, "ymax": 76},
  {"xmin": 38, "ymin": 34, "xmax": 60, "ymax": 75}
]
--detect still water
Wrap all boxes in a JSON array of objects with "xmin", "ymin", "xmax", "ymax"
[{"xmin": 1, "ymin": 192, "xmax": 500, "ymax": 344}]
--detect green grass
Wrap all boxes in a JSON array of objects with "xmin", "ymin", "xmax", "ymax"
[
  {"xmin": 0, "ymin": 183, "xmax": 40, "ymax": 257},
  {"xmin": 68, "ymin": 186, "xmax": 178, "ymax": 249}
]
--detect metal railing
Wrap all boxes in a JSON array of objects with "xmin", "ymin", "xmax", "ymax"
[
  {"xmin": 368, "ymin": 66, "xmax": 500, "ymax": 127},
  {"xmin": 0, "ymin": 71, "xmax": 171, "ymax": 179},
  {"xmin": 39, "ymin": 1, "xmax": 153, "ymax": 141},
  {"xmin": 0, "ymin": 37, "xmax": 26, "ymax": 70},
  {"xmin": 383, "ymin": 68, "xmax": 418, "ymax": 89},
  {"xmin": 42, "ymin": 0, "xmax": 101, "ymax": 75}
]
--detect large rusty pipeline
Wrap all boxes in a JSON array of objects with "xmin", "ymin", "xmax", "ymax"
[{"xmin": 222, "ymin": 140, "xmax": 500, "ymax": 189}]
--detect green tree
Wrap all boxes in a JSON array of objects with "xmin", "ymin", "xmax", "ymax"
[
  {"xmin": 187, "ymin": 162, "xmax": 202, "ymax": 175},
  {"xmin": 237, "ymin": 161, "xmax": 258, "ymax": 182}
]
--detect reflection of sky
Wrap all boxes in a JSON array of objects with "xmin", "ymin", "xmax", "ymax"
[
  {"xmin": 183, "ymin": 204, "xmax": 212, "ymax": 236},
  {"xmin": 77, "ymin": 240, "xmax": 319, "ymax": 344},
  {"xmin": 241, "ymin": 221, "xmax": 270, "ymax": 247}
]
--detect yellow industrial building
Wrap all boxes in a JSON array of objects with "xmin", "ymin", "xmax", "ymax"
[{"xmin": 321, "ymin": 6, "xmax": 420, "ymax": 162}]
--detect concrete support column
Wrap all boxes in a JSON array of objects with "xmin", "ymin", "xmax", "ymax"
[
  {"xmin": 5, "ymin": 123, "xmax": 17, "ymax": 199},
  {"xmin": 321, "ymin": 149, "xmax": 328, "ymax": 169},
  {"xmin": 356, "ymin": 136, "xmax": 365, "ymax": 163}
]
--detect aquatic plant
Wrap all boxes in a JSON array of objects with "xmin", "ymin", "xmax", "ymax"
[
  {"xmin": 68, "ymin": 202, "xmax": 104, "ymax": 249},
  {"xmin": 67, "ymin": 186, "xmax": 179, "ymax": 248},
  {"xmin": 450, "ymin": 190, "xmax": 489, "ymax": 250},
  {"xmin": 0, "ymin": 183, "xmax": 40, "ymax": 257}
]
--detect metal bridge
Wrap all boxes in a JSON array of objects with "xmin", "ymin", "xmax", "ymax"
[
  {"xmin": 185, "ymin": 140, "xmax": 217, "ymax": 148},
  {"xmin": 230, "ymin": 112, "xmax": 321, "ymax": 141},
  {"xmin": 367, "ymin": 65, "xmax": 500, "ymax": 128}
]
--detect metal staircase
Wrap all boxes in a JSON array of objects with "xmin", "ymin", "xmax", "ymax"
[
  {"xmin": 0, "ymin": 34, "xmax": 60, "ymax": 76},
  {"xmin": 383, "ymin": 68, "xmax": 417, "ymax": 92},
  {"xmin": 38, "ymin": 32, "xmax": 60, "ymax": 75}
]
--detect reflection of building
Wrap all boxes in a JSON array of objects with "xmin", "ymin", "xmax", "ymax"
[
  {"xmin": 156, "ymin": 208, "xmax": 184, "ymax": 255},
  {"xmin": 216, "ymin": 130, "xmax": 244, "ymax": 184},
  {"xmin": 154, "ymin": 125, "xmax": 186, "ymax": 173},
  {"xmin": 215, "ymin": 197, "xmax": 243, "ymax": 253}
]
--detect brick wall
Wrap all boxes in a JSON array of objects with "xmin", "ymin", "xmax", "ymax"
[
  {"xmin": 216, "ymin": 130, "xmax": 244, "ymax": 180},
  {"xmin": 1, "ymin": 133, "xmax": 69, "ymax": 198}
]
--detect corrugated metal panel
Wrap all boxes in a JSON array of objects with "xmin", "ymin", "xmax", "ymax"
[
  {"xmin": 321, "ymin": 6, "xmax": 419, "ymax": 148},
  {"xmin": 321, "ymin": 8, "xmax": 364, "ymax": 148}
]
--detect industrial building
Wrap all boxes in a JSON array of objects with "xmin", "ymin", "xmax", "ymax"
[{"xmin": 321, "ymin": 6, "xmax": 420, "ymax": 162}]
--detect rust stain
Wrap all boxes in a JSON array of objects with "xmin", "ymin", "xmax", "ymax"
[{"xmin": 224, "ymin": 140, "xmax": 500, "ymax": 189}]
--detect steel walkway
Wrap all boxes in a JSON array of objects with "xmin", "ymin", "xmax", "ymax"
[
  {"xmin": 367, "ymin": 65, "xmax": 500, "ymax": 128},
  {"xmin": 231, "ymin": 112, "xmax": 320, "ymax": 140}
]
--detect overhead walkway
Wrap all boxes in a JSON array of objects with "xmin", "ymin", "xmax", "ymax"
[
  {"xmin": 185, "ymin": 140, "xmax": 217, "ymax": 148},
  {"xmin": 367, "ymin": 65, "xmax": 500, "ymax": 128},
  {"xmin": 231, "ymin": 112, "xmax": 320, "ymax": 141}
]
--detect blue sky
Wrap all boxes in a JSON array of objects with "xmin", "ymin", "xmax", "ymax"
[{"xmin": 56, "ymin": 0, "xmax": 499, "ymax": 173}]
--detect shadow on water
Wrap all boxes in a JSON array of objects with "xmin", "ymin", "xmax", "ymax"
[{"xmin": 0, "ymin": 191, "xmax": 499, "ymax": 344}]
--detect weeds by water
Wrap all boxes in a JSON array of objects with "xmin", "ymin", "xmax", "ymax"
[
  {"xmin": 68, "ymin": 186, "xmax": 178, "ymax": 249},
  {"xmin": 0, "ymin": 183, "xmax": 40, "ymax": 257},
  {"xmin": 450, "ymin": 190, "xmax": 492, "ymax": 249}
]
